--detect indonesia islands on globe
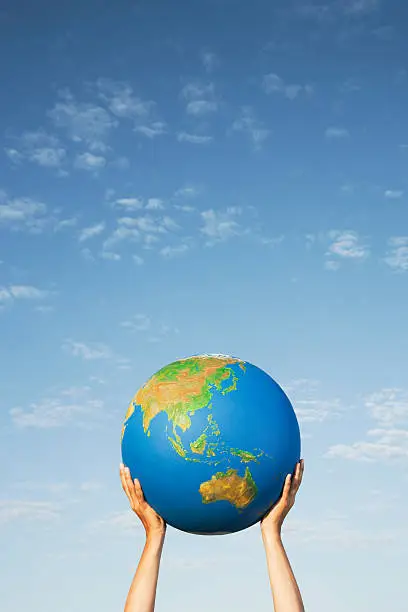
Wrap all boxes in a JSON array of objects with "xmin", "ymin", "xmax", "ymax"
[{"xmin": 121, "ymin": 354, "xmax": 301, "ymax": 535}]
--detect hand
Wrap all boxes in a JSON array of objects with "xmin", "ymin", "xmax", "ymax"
[
  {"xmin": 120, "ymin": 463, "xmax": 166, "ymax": 541},
  {"xmin": 261, "ymin": 459, "xmax": 304, "ymax": 537}
]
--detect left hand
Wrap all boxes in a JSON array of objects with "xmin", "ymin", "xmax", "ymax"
[
  {"xmin": 120, "ymin": 463, "xmax": 166, "ymax": 540},
  {"xmin": 261, "ymin": 459, "xmax": 304, "ymax": 537}
]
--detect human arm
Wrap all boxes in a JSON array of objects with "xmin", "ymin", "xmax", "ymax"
[
  {"xmin": 260, "ymin": 459, "xmax": 305, "ymax": 612},
  {"xmin": 120, "ymin": 464, "xmax": 166, "ymax": 612}
]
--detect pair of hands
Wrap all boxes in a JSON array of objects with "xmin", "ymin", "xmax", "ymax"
[{"xmin": 119, "ymin": 459, "xmax": 304, "ymax": 540}]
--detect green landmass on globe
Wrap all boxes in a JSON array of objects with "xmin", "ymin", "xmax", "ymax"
[{"xmin": 121, "ymin": 354, "xmax": 270, "ymax": 509}]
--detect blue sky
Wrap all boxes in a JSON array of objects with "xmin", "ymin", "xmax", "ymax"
[{"xmin": 1, "ymin": 0, "xmax": 407, "ymax": 610}]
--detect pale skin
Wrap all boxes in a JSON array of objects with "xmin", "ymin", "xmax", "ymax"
[{"xmin": 120, "ymin": 459, "xmax": 305, "ymax": 612}]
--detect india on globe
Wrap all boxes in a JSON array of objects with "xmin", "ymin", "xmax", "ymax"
[{"xmin": 121, "ymin": 354, "xmax": 301, "ymax": 535}]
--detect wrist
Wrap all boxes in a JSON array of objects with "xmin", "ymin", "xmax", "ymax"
[
  {"xmin": 145, "ymin": 529, "xmax": 166, "ymax": 548},
  {"xmin": 261, "ymin": 524, "xmax": 283, "ymax": 545}
]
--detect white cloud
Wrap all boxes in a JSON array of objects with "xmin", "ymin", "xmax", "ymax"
[
  {"xmin": 78, "ymin": 222, "xmax": 105, "ymax": 242},
  {"xmin": 121, "ymin": 313, "xmax": 151, "ymax": 332},
  {"xmin": 232, "ymin": 107, "xmax": 270, "ymax": 149},
  {"xmin": 174, "ymin": 185, "xmax": 200, "ymax": 198},
  {"xmin": 262, "ymin": 73, "xmax": 313, "ymax": 99},
  {"xmin": 134, "ymin": 122, "xmax": 167, "ymax": 138},
  {"xmin": 74, "ymin": 152, "xmax": 106, "ymax": 171},
  {"xmin": 180, "ymin": 80, "xmax": 218, "ymax": 117},
  {"xmin": 133, "ymin": 255, "xmax": 144, "ymax": 265},
  {"xmin": 0, "ymin": 500, "xmax": 61, "ymax": 525},
  {"xmin": 285, "ymin": 378, "xmax": 343, "ymax": 423},
  {"xmin": 145, "ymin": 198, "xmax": 164, "ymax": 210},
  {"xmin": 96, "ymin": 78, "xmax": 153, "ymax": 119},
  {"xmin": 365, "ymin": 388, "xmax": 408, "ymax": 427},
  {"xmin": 113, "ymin": 197, "xmax": 143, "ymax": 210},
  {"xmin": 385, "ymin": 190, "xmax": 403, "ymax": 199},
  {"xmin": 100, "ymin": 251, "xmax": 121, "ymax": 261},
  {"xmin": 186, "ymin": 100, "xmax": 218, "ymax": 116},
  {"xmin": 385, "ymin": 237, "xmax": 408, "ymax": 272},
  {"xmin": 0, "ymin": 192, "xmax": 48, "ymax": 231},
  {"xmin": 201, "ymin": 50, "xmax": 218, "ymax": 73},
  {"xmin": 102, "ymin": 225, "xmax": 140, "ymax": 251},
  {"xmin": 326, "ymin": 230, "xmax": 369, "ymax": 261},
  {"xmin": 0, "ymin": 285, "xmax": 49, "ymax": 305},
  {"xmin": 121, "ymin": 314, "xmax": 178, "ymax": 342},
  {"xmin": 177, "ymin": 132, "xmax": 213, "ymax": 145},
  {"xmin": 48, "ymin": 88, "xmax": 117, "ymax": 151},
  {"xmin": 10, "ymin": 386, "xmax": 103, "ymax": 428},
  {"xmin": 5, "ymin": 148, "xmax": 23, "ymax": 163},
  {"xmin": 181, "ymin": 82, "xmax": 215, "ymax": 101},
  {"xmin": 54, "ymin": 217, "xmax": 78, "ymax": 232},
  {"xmin": 200, "ymin": 208, "xmax": 242, "ymax": 244},
  {"xmin": 5, "ymin": 130, "xmax": 67, "ymax": 170},
  {"xmin": 345, "ymin": 0, "xmax": 380, "ymax": 15},
  {"xmin": 160, "ymin": 244, "xmax": 190, "ymax": 258},
  {"xmin": 63, "ymin": 340, "xmax": 112, "ymax": 360},
  {"xmin": 325, "ymin": 126, "xmax": 350, "ymax": 139},
  {"xmin": 326, "ymin": 388, "xmax": 408, "ymax": 463}
]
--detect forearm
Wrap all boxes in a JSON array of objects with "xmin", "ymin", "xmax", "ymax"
[
  {"xmin": 262, "ymin": 530, "xmax": 304, "ymax": 612},
  {"xmin": 124, "ymin": 534, "xmax": 165, "ymax": 612}
]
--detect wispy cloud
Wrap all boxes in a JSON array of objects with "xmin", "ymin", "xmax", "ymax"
[
  {"xmin": 325, "ymin": 126, "xmax": 350, "ymax": 139},
  {"xmin": 201, "ymin": 50, "xmax": 218, "ymax": 73},
  {"xmin": 121, "ymin": 313, "xmax": 178, "ymax": 342},
  {"xmin": 200, "ymin": 208, "xmax": 243, "ymax": 245},
  {"xmin": 121, "ymin": 313, "xmax": 151, "ymax": 332},
  {"xmin": 90, "ymin": 510, "xmax": 142, "ymax": 534},
  {"xmin": 0, "ymin": 284, "xmax": 50, "ymax": 307},
  {"xmin": 134, "ymin": 122, "xmax": 167, "ymax": 139},
  {"xmin": 285, "ymin": 378, "xmax": 343, "ymax": 423},
  {"xmin": 0, "ymin": 191, "xmax": 48, "ymax": 232},
  {"xmin": 177, "ymin": 132, "xmax": 213, "ymax": 145},
  {"xmin": 174, "ymin": 185, "xmax": 200, "ymax": 199},
  {"xmin": 78, "ymin": 222, "xmax": 106, "ymax": 242},
  {"xmin": 96, "ymin": 78, "xmax": 154, "ymax": 120},
  {"xmin": 232, "ymin": 107, "xmax": 270, "ymax": 149},
  {"xmin": 384, "ymin": 189, "xmax": 404, "ymax": 200},
  {"xmin": 0, "ymin": 500, "xmax": 61, "ymax": 525},
  {"xmin": 5, "ymin": 129, "xmax": 66, "ymax": 171},
  {"xmin": 325, "ymin": 230, "xmax": 369, "ymax": 268},
  {"xmin": 159, "ymin": 243, "xmax": 190, "ymax": 258},
  {"xmin": 385, "ymin": 237, "xmax": 408, "ymax": 272},
  {"xmin": 10, "ymin": 386, "xmax": 103, "ymax": 428},
  {"xmin": 48, "ymin": 88, "xmax": 117, "ymax": 152},
  {"xmin": 326, "ymin": 388, "xmax": 408, "ymax": 462},
  {"xmin": 74, "ymin": 152, "xmax": 106, "ymax": 172},
  {"xmin": 113, "ymin": 197, "xmax": 143, "ymax": 210},
  {"xmin": 63, "ymin": 340, "xmax": 113, "ymax": 360},
  {"xmin": 262, "ymin": 73, "xmax": 313, "ymax": 100},
  {"xmin": 180, "ymin": 81, "xmax": 217, "ymax": 115}
]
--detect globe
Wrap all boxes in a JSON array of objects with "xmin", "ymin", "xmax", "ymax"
[{"xmin": 121, "ymin": 354, "xmax": 301, "ymax": 535}]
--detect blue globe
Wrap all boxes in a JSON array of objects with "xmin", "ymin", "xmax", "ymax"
[{"xmin": 121, "ymin": 354, "xmax": 301, "ymax": 535}]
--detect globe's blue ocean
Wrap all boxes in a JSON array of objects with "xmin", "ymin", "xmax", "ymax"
[{"xmin": 121, "ymin": 359, "xmax": 301, "ymax": 535}]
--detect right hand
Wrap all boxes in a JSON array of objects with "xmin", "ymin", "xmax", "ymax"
[
  {"xmin": 120, "ymin": 463, "xmax": 166, "ymax": 540},
  {"xmin": 261, "ymin": 459, "xmax": 304, "ymax": 537}
]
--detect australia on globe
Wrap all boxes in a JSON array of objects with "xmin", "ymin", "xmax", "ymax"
[{"xmin": 121, "ymin": 354, "xmax": 301, "ymax": 535}]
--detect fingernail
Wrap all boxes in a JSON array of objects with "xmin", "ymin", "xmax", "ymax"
[{"xmin": 119, "ymin": 463, "xmax": 124, "ymax": 469}]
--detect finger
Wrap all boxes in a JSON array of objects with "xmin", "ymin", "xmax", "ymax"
[
  {"xmin": 280, "ymin": 473, "xmax": 292, "ymax": 502},
  {"xmin": 293, "ymin": 459, "xmax": 304, "ymax": 490},
  {"xmin": 289, "ymin": 461, "xmax": 304, "ymax": 501},
  {"xmin": 133, "ymin": 478, "xmax": 144, "ymax": 505},
  {"xmin": 124, "ymin": 467, "xmax": 139, "ymax": 507},
  {"xmin": 120, "ymin": 465, "xmax": 133, "ymax": 501}
]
